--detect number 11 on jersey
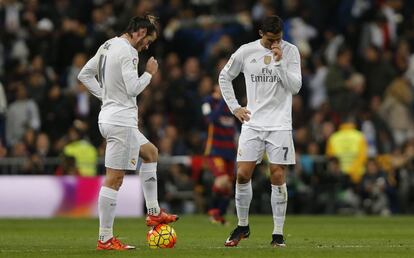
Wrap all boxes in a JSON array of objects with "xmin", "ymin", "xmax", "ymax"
[{"xmin": 98, "ymin": 55, "xmax": 107, "ymax": 88}]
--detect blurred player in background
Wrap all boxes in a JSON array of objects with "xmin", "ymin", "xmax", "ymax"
[
  {"xmin": 78, "ymin": 15, "xmax": 178, "ymax": 251},
  {"xmin": 202, "ymin": 84, "xmax": 237, "ymax": 225},
  {"xmin": 219, "ymin": 15, "xmax": 301, "ymax": 247}
]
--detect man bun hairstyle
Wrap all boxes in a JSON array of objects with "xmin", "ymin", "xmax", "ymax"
[
  {"xmin": 125, "ymin": 14, "xmax": 159, "ymax": 36},
  {"xmin": 261, "ymin": 15, "xmax": 283, "ymax": 34}
]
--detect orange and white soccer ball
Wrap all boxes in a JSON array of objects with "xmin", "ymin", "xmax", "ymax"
[{"xmin": 147, "ymin": 224, "xmax": 177, "ymax": 248}]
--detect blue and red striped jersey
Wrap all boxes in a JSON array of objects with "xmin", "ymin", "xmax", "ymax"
[{"xmin": 202, "ymin": 96, "xmax": 237, "ymax": 161}]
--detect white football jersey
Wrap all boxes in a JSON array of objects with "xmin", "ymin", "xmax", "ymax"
[
  {"xmin": 219, "ymin": 39, "xmax": 302, "ymax": 131},
  {"xmin": 78, "ymin": 37, "xmax": 152, "ymax": 128}
]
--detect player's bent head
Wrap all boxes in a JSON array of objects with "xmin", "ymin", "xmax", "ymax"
[
  {"xmin": 125, "ymin": 15, "xmax": 158, "ymax": 37},
  {"xmin": 259, "ymin": 15, "xmax": 283, "ymax": 48},
  {"xmin": 261, "ymin": 15, "xmax": 283, "ymax": 34},
  {"xmin": 124, "ymin": 14, "xmax": 159, "ymax": 50}
]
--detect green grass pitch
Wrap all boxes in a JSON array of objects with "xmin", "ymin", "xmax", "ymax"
[{"xmin": 0, "ymin": 215, "xmax": 413, "ymax": 258}]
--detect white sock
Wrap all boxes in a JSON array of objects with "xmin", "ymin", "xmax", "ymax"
[
  {"xmin": 271, "ymin": 183, "xmax": 288, "ymax": 235},
  {"xmin": 98, "ymin": 186, "xmax": 118, "ymax": 242},
  {"xmin": 235, "ymin": 181, "xmax": 252, "ymax": 227},
  {"xmin": 140, "ymin": 162, "xmax": 160, "ymax": 216}
]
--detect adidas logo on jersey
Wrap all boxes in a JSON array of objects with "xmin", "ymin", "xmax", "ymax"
[{"xmin": 250, "ymin": 59, "xmax": 257, "ymax": 63}]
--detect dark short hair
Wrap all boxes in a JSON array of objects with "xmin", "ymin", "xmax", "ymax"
[
  {"xmin": 261, "ymin": 15, "xmax": 283, "ymax": 34},
  {"xmin": 124, "ymin": 15, "xmax": 158, "ymax": 36}
]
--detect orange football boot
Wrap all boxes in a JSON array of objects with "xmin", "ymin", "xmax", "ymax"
[
  {"xmin": 146, "ymin": 209, "xmax": 179, "ymax": 227},
  {"xmin": 96, "ymin": 237, "xmax": 135, "ymax": 250}
]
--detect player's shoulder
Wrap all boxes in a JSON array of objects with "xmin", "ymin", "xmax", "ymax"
[
  {"xmin": 237, "ymin": 40, "xmax": 259, "ymax": 52},
  {"xmin": 281, "ymin": 40, "xmax": 299, "ymax": 54},
  {"xmin": 233, "ymin": 40, "xmax": 260, "ymax": 59},
  {"xmin": 103, "ymin": 37, "xmax": 130, "ymax": 50},
  {"xmin": 106, "ymin": 37, "xmax": 137, "ymax": 56}
]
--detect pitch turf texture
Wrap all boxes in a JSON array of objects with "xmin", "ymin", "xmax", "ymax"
[{"xmin": 1, "ymin": 216, "xmax": 413, "ymax": 258}]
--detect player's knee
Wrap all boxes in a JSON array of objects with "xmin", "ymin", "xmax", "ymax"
[
  {"xmin": 115, "ymin": 176, "xmax": 124, "ymax": 189},
  {"xmin": 270, "ymin": 166, "xmax": 285, "ymax": 184},
  {"xmin": 272, "ymin": 172, "xmax": 284, "ymax": 184},
  {"xmin": 237, "ymin": 171, "xmax": 251, "ymax": 184},
  {"xmin": 147, "ymin": 145, "xmax": 158, "ymax": 162},
  {"xmin": 141, "ymin": 144, "xmax": 158, "ymax": 162},
  {"xmin": 106, "ymin": 174, "xmax": 124, "ymax": 190}
]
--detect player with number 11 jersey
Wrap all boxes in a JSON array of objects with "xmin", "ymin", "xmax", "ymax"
[{"xmin": 78, "ymin": 15, "xmax": 178, "ymax": 251}]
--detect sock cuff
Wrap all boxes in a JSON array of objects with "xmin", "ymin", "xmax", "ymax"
[
  {"xmin": 100, "ymin": 186, "xmax": 118, "ymax": 200},
  {"xmin": 140, "ymin": 162, "xmax": 157, "ymax": 173},
  {"xmin": 146, "ymin": 200, "xmax": 159, "ymax": 207},
  {"xmin": 236, "ymin": 180, "xmax": 252, "ymax": 191},
  {"xmin": 271, "ymin": 183, "xmax": 287, "ymax": 194},
  {"xmin": 99, "ymin": 227, "xmax": 113, "ymax": 235}
]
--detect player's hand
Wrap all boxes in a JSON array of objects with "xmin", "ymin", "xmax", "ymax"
[
  {"xmin": 145, "ymin": 57, "xmax": 158, "ymax": 75},
  {"xmin": 233, "ymin": 107, "xmax": 251, "ymax": 123},
  {"xmin": 271, "ymin": 42, "xmax": 282, "ymax": 61}
]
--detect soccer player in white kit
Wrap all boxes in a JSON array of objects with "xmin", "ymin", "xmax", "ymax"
[
  {"xmin": 78, "ymin": 15, "xmax": 178, "ymax": 250},
  {"xmin": 219, "ymin": 15, "xmax": 301, "ymax": 247}
]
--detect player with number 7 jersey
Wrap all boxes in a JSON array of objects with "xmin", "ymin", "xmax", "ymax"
[{"xmin": 218, "ymin": 15, "xmax": 301, "ymax": 248}]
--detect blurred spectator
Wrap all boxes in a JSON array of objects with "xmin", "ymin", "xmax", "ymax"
[
  {"xmin": 73, "ymin": 82, "xmax": 101, "ymax": 145},
  {"xmin": 206, "ymin": 34, "xmax": 234, "ymax": 70},
  {"xmin": 361, "ymin": 45, "xmax": 395, "ymax": 98},
  {"xmin": 326, "ymin": 117, "xmax": 368, "ymax": 184},
  {"xmin": 164, "ymin": 164, "xmax": 195, "ymax": 214},
  {"xmin": 35, "ymin": 132, "xmax": 50, "ymax": 157},
  {"xmin": 323, "ymin": 29, "xmax": 345, "ymax": 66},
  {"xmin": 379, "ymin": 77, "xmax": 414, "ymax": 146},
  {"xmin": 363, "ymin": 100, "xmax": 395, "ymax": 153},
  {"xmin": 405, "ymin": 50, "xmax": 414, "ymax": 86},
  {"xmin": 360, "ymin": 11, "xmax": 392, "ymax": 52},
  {"xmin": 55, "ymin": 156, "xmax": 79, "ymax": 176},
  {"xmin": 0, "ymin": 140, "xmax": 7, "ymax": 158},
  {"xmin": 396, "ymin": 140, "xmax": 414, "ymax": 213},
  {"xmin": 325, "ymin": 45, "xmax": 361, "ymax": 114},
  {"xmin": 26, "ymin": 71, "xmax": 47, "ymax": 104},
  {"xmin": 6, "ymin": 83, "xmax": 40, "ymax": 146},
  {"xmin": 360, "ymin": 158, "xmax": 390, "ymax": 215},
  {"xmin": 40, "ymin": 84, "xmax": 74, "ymax": 144},
  {"xmin": 164, "ymin": 124, "xmax": 188, "ymax": 155},
  {"xmin": 308, "ymin": 55, "xmax": 327, "ymax": 110},
  {"xmin": 65, "ymin": 53, "xmax": 87, "ymax": 92},
  {"xmin": 63, "ymin": 122, "xmax": 97, "ymax": 176},
  {"xmin": 286, "ymin": 152, "xmax": 313, "ymax": 214},
  {"xmin": 314, "ymin": 157, "xmax": 356, "ymax": 214},
  {"xmin": 381, "ymin": 0, "xmax": 403, "ymax": 48},
  {"xmin": 22, "ymin": 128, "xmax": 36, "ymax": 154},
  {"xmin": 54, "ymin": 17, "xmax": 86, "ymax": 73},
  {"xmin": 0, "ymin": 82, "xmax": 7, "ymax": 143},
  {"xmin": 284, "ymin": 16, "xmax": 317, "ymax": 58}
]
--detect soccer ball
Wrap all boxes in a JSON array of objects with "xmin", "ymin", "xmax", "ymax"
[{"xmin": 146, "ymin": 224, "xmax": 177, "ymax": 249}]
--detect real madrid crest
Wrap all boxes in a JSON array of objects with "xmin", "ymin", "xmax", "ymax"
[{"xmin": 264, "ymin": 55, "xmax": 272, "ymax": 65}]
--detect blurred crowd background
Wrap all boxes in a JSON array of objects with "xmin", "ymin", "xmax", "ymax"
[{"xmin": 1, "ymin": 0, "xmax": 414, "ymax": 216}]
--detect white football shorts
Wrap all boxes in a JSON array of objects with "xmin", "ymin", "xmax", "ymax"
[
  {"xmin": 99, "ymin": 123, "xmax": 149, "ymax": 170},
  {"xmin": 237, "ymin": 127, "xmax": 295, "ymax": 165}
]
